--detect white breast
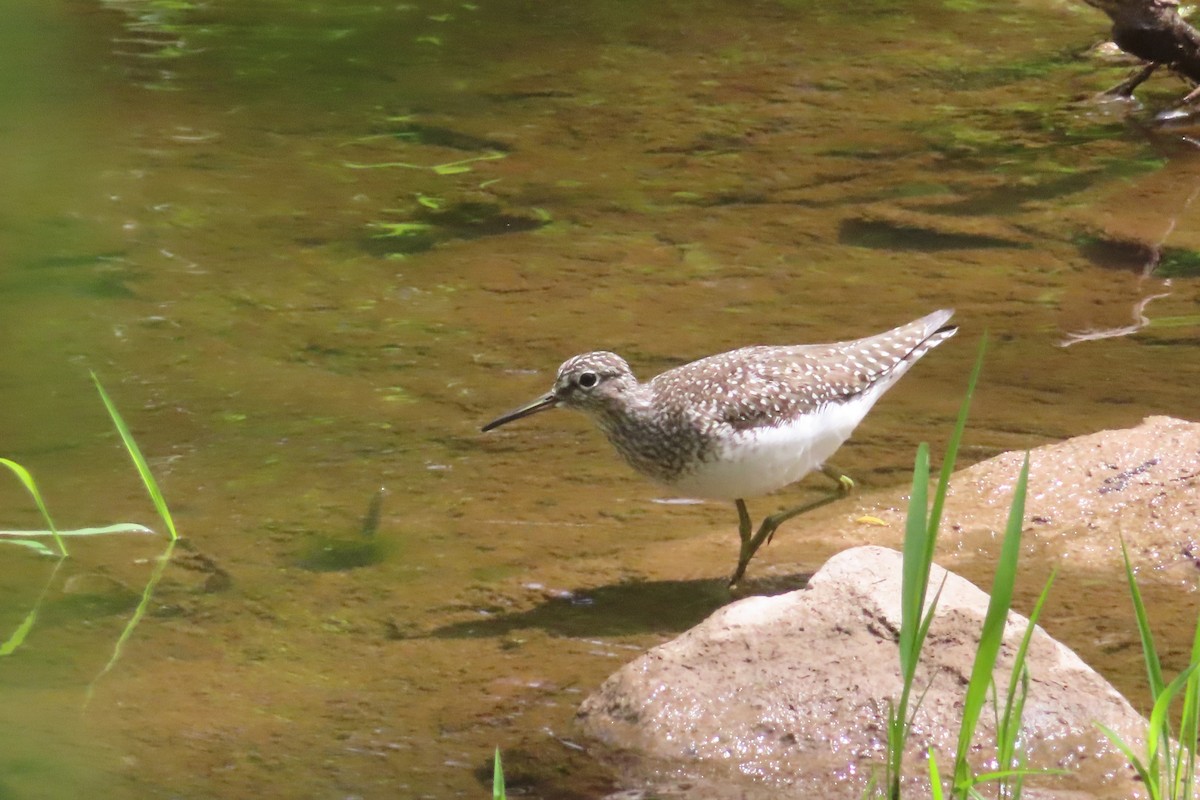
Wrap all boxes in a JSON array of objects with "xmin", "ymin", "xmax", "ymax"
[{"xmin": 664, "ymin": 390, "xmax": 883, "ymax": 501}]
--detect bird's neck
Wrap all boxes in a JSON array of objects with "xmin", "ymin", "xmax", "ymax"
[{"xmin": 588, "ymin": 386, "xmax": 699, "ymax": 484}]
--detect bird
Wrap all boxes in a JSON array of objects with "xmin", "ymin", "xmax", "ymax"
[{"xmin": 481, "ymin": 309, "xmax": 957, "ymax": 586}]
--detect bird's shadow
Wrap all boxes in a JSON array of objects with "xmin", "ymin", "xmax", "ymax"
[{"xmin": 420, "ymin": 571, "xmax": 814, "ymax": 641}]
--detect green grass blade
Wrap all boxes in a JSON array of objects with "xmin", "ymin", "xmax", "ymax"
[
  {"xmin": 1097, "ymin": 723, "xmax": 1155, "ymax": 791},
  {"xmin": 910, "ymin": 655, "xmax": 942, "ymax": 725},
  {"xmin": 1174, "ymin": 613, "xmax": 1200, "ymax": 799},
  {"xmin": 972, "ymin": 767, "xmax": 1068, "ymax": 784},
  {"xmin": 58, "ymin": 523, "xmax": 155, "ymax": 536},
  {"xmin": 888, "ymin": 338, "xmax": 987, "ymax": 800},
  {"xmin": 0, "ymin": 608, "xmax": 38, "ymax": 656},
  {"xmin": 1147, "ymin": 663, "xmax": 1200, "ymax": 770},
  {"xmin": 1001, "ymin": 671, "xmax": 1031, "ymax": 800},
  {"xmin": 493, "ymin": 747, "xmax": 506, "ymax": 800},
  {"xmin": 891, "ymin": 578, "xmax": 947, "ymax": 798},
  {"xmin": 0, "ymin": 458, "xmax": 67, "ymax": 557},
  {"xmin": 90, "ymin": 372, "xmax": 178, "ymax": 541},
  {"xmin": 1120, "ymin": 537, "xmax": 1165, "ymax": 700},
  {"xmin": 0, "ymin": 524, "xmax": 155, "ymax": 538},
  {"xmin": 997, "ymin": 572, "xmax": 1054, "ymax": 800},
  {"xmin": 1, "ymin": 557, "xmax": 65, "ymax": 656},
  {"xmin": 1119, "ymin": 535, "xmax": 1168, "ymax": 785},
  {"xmin": 913, "ymin": 577, "xmax": 947, "ymax": 690},
  {"xmin": 1005, "ymin": 571, "xmax": 1055, "ymax": 713},
  {"xmin": 86, "ymin": 539, "xmax": 176, "ymax": 704},
  {"xmin": 0, "ymin": 539, "xmax": 58, "ymax": 556},
  {"xmin": 892, "ymin": 442, "xmax": 933, "ymax": 800},
  {"xmin": 954, "ymin": 453, "xmax": 1029, "ymax": 789},
  {"xmin": 884, "ymin": 700, "xmax": 903, "ymax": 799},
  {"xmin": 861, "ymin": 772, "xmax": 879, "ymax": 800},
  {"xmin": 928, "ymin": 333, "xmax": 986, "ymax": 540},
  {"xmin": 900, "ymin": 442, "xmax": 931, "ymax": 678},
  {"xmin": 929, "ymin": 749, "xmax": 944, "ymax": 800}
]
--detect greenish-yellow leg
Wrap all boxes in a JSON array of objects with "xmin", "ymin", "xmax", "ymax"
[
  {"xmin": 821, "ymin": 464, "xmax": 855, "ymax": 494},
  {"xmin": 728, "ymin": 465, "xmax": 855, "ymax": 587}
]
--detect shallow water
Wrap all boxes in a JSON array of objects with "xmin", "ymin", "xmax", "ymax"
[{"xmin": 2, "ymin": 0, "xmax": 1199, "ymax": 797}]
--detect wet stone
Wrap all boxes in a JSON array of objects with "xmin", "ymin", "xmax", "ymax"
[{"xmin": 577, "ymin": 546, "xmax": 1147, "ymax": 800}]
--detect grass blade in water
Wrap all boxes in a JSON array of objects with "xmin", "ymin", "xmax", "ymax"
[
  {"xmin": 0, "ymin": 539, "xmax": 58, "ymax": 556},
  {"xmin": 493, "ymin": 748, "xmax": 506, "ymax": 800},
  {"xmin": 0, "ymin": 609, "xmax": 38, "ymax": 657},
  {"xmin": 0, "ymin": 458, "xmax": 67, "ymax": 557},
  {"xmin": 90, "ymin": 372, "xmax": 178, "ymax": 541},
  {"xmin": 86, "ymin": 539, "xmax": 177, "ymax": 705},
  {"xmin": 0, "ymin": 558, "xmax": 65, "ymax": 656},
  {"xmin": 0, "ymin": 524, "xmax": 156, "ymax": 538}
]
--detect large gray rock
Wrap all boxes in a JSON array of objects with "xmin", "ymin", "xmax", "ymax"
[{"xmin": 577, "ymin": 546, "xmax": 1148, "ymax": 799}]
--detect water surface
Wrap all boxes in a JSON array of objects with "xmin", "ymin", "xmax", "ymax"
[{"xmin": 2, "ymin": 0, "xmax": 1199, "ymax": 797}]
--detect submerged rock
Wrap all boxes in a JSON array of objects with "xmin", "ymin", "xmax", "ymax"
[{"xmin": 576, "ymin": 546, "xmax": 1147, "ymax": 799}]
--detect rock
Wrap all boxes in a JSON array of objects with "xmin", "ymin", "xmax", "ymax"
[
  {"xmin": 576, "ymin": 546, "xmax": 1147, "ymax": 799},
  {"xmin": 947, "ymin": 416, "xmax": 1200, "ymax": 580}
]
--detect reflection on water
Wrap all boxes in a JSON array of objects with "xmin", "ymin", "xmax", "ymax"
[{"xmin": 1, "ymin": 0, "xmax": 1199, "ymax": 797}]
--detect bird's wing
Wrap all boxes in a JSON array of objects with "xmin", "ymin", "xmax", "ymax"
[{"xmin": 651, "ymin": 345, "xmax": 872, "ymax": 433}]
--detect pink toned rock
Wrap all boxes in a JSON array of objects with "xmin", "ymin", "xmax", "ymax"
[
  {"xmin": 577, "ymin": 546, "xmax": 1148, "ymax": 799},
  {"xmin": 944, "ymin": 416, "xmax": 1200, "ymax": 580}
]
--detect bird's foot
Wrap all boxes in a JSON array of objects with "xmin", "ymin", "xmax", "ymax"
[{"xmin": 820, "ymin": 464, "xmax": 855, "ymax": 495}]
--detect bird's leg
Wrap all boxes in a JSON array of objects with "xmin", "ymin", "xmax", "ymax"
[
  {"xmin": 727, "ymin": 496, "xmax": 839, "ymax": 587},
  {"xmin": 762, "ymin": 493, "xmax": 845, "ymax": 545},
  {"xmin": 736, "ymin": 498, "xmax": 753, "ymax": 545},
  {"xmin": 759, "ymin": 464, "xmax": 854, "ymax": 545},
  {"xmin": 727, "ymin": 468, "xmax": 858, "ymax": 586},
  {"xmin": 730, "ymin": 499, "xmax": 756, "ymax": 588}
]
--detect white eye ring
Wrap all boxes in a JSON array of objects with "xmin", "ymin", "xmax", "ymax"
[{"xmin": 578, "ymin": 371, "xmax": 599, "ymax": 389}]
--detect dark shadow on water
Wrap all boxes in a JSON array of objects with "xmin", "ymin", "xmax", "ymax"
[
  {"xmin": 421, "ymin": 571, "xmax": 814, "ymax": 640},
  {"xmin": 295, "ymin": 535, "xmax": 391, "ymax": 571},
  {"xmin": 838, "ymin": 218, "xmax": 1028, "ymax": 251},
  {"xmin": 362, "ymin": 201, "xmax": 548, "ymax": 256},
  {"xmin": 1075, "ymin": 234, "xmax": 1159, "ymax": 272},
  {"xmin": 388, "ymin": 122, "xmax": 513, "ymax": 153}
]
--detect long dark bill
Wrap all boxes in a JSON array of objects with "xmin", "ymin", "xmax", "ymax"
[{"xmin": 481, "ymin": 392, "xmax": 559, "ymax": 432}]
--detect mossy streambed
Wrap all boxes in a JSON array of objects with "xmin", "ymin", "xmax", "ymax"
[{"xmin": 1, "ymin": 0, "xmax": 1199, "ymax": 797}]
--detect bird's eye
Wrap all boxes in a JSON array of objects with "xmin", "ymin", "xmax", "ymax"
[{"xmin": 578, "ymin": 371, "xmax": 599, "ymax": 389}]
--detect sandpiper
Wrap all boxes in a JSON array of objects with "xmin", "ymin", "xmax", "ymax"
[{"xmin": 482, "ymin": 309, "xmax": 957, "ymax": 585}]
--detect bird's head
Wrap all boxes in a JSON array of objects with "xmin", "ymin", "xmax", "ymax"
[{"xmin": 481, "ymin": 351, "xmax": 636, "ymax": 431}]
